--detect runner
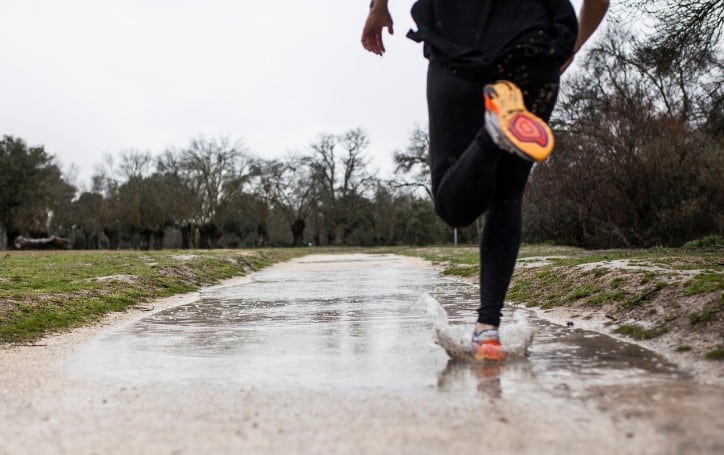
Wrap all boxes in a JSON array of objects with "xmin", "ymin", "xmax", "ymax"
[{"xmin": 362, "ymin": 0, "xmax": 608, "ymax": 360}]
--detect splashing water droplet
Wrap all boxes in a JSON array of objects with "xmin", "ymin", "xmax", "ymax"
[{"xmin": 421, "ymin": 294, "xmax": 535, "ymax": 359}]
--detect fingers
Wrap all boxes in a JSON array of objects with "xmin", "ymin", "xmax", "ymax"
[
  {"xmin": 361, "ymin": 33, "xmax": 382, "ymax": 55},
  {"xmin": 361, "ymin": 28, "xmax": 384, "ymax": 55},
  {"xmin": 361, "ymin": 11, "xmax": 393, "ymax": 56},
  {"xmin": 376, "ymin": 29, "xmax": 385, "ymax": 54}
]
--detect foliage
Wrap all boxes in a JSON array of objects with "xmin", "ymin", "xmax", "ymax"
[
  {"xmin": 615, "ymin": 324, "xmax": 668, "ymax": 340},
  {"xmin": 683, "ymin": 235, "xmax": 724, "ymax": 250},
  {"xmin": 625, "ymin": 0, "xmax": 724, "ymax": 70},
  {"xmin": 392, "ymin": 126, "xmax": 432, "ymax": 199},
  {"xmin": 0, "ymin": 136, "xmax": 76, "ymax": 247},
  {"xmin": 524, "ymin": 28, "xmax": 724, "ymax": 248}
]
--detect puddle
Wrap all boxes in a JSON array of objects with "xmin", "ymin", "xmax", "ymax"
[{"xmin": 65, "ymin": 254, "xmax": 683, "ymax": 398}]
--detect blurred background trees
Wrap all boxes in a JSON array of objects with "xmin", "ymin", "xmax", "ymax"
[
  {"xmin": 0, "ymin": 136, "xmax": 75, "ymax": 249},
  {"xmin": 0, "ymin": 130, "xmax": 455, "ymax": 249},
  {"xmin": 1, "ymin": 1, "xmax": 721, "ymax": 250},
  {"xmin": 524, "ymin": 8, "xmax": 723, "ymax": 248}
]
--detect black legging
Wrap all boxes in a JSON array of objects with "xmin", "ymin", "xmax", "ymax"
[{"xmin": 427, "ymin": 52, "xmax": 560, "ymax": 327}]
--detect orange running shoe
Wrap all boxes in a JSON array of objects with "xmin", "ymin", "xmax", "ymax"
[
  {"xmin": 472, "ymin": 328, "xmax": 505, "ymax": 361},
  {"xmin": 483, "ymin": 80, "xmax": 554, "ymax": 162}
]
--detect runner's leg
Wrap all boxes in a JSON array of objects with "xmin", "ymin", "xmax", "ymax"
[
  {"xmin": 427, "ymin": 62, "xmax": 501, "ymax": 228},
  {"xmin": 477, "ymin": 56, "xmax": 561, "ymax": 326}
]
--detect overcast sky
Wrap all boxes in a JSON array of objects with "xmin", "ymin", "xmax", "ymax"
[{"xmin": 1, "ymin": 0, "xmax": 587, "ymax": 190}]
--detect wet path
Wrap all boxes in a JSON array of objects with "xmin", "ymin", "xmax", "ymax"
[
  {"xmin": 66, "ymin": 253, "xmax": 682, "ymax": 398},
  {"xmin": 4, "ymin": 254, "xmax": 723, "ymax": 454}
]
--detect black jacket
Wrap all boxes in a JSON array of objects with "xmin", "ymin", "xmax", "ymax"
[{"xmin": 407, "ymin": 0, "xmax": 578, "ymax": 71}]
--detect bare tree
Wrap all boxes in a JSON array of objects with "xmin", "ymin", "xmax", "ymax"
[
  {"xmin": 528, "ymin": 27, "xmax": 724, "ymax": 247},
  {"xmin": 258, "ymin": 155, "xmax": 315, "ymax": 246},
  {"xmin": 392, "ymin": 125, "xmax": 432, "ymax": 199},
  {"xmin": 163, "ymin": 136, "xmax": 256, "ymax": 248},
  {"xmin": 118, "ymin": 149, "xmax": 154, "ymax": 180},
  {"xmin": 306, "ymin": 128, "xmax": 376, "ymax": 244},
  {"xmin": 626, "ymin": 0, "xmax": 724, "ymax": 69}
]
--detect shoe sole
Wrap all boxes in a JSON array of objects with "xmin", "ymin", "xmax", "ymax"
[
  {"xmin": 473, "ymin": 342, "xmax": 505, "ymax": 361},
  {"xmin": 484, "ymin": 81, "xmax": 554, "ymax": 162}
]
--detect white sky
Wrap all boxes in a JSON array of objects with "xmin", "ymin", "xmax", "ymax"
[{"xmin": 1, "ymin": 0, "xmax": 587, "ymax": 190}]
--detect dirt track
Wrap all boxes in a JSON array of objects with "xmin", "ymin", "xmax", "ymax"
[{"xmin": 1, "ymin": 254, "xmax": 722, "ymax": 454}]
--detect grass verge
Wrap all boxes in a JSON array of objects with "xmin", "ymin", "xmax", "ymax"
[
  {"xmin": 398, "ymin": 243, "xmax": 723, "ymax": 360},
  {"xmin": 0, "ymin": 249, "xmax": 305, "ymax": 343}
]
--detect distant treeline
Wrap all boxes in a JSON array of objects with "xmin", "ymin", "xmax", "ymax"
[
  {"xmin": 1, "ymin": 12, "xmax": 722, "ymax": 250},
  {"xmin": 0, "ymin": 129, "xmax": 477, "ymax": 250}
]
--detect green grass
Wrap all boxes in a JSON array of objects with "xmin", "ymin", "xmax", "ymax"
[
  {"xmin": 683, "ymin": 235, "xmax": 724, "ymax": 250},
  {"xmin": 705, "ymin": 347, "xmax": 724, "ymax": 360},
  {"xmin": 675, "ymin": 345, "xmax": 693, "ymax": 352},
  {"xmin": 619, "ymin": 286, "xmax": 664, "ymax": 310},
  {"xmin": 639, "ymin": 271, "xmax": 658, "ymax": 285},
  {"xmin": 587, "ymin": 290, "xmax": 626, "ymax": 306},
  {"xmin": 566, "ymin": 284, "xmax": 600, "ymax": 301},
  {"xmin": 689, "ymin": 309, "xmax": 718, "ymax": 325},
  {"xmin": 0, "ymin": 249, "xmax": 304, "ymax": 343},
  {"xmin": 684, "ymin": 273, "xmax": 724, "ymax": 296},
  {"xmin": 442, "ymin": 264, "xmax": 479, "ymax": 277},
  {"xmin": 615, "ymin": 324, "xmax": 669, "ymax": 340}
]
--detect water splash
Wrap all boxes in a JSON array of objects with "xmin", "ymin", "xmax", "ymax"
[{"xmin": 422, "ymin": 293, "xmax": 534, "ymax": 360}]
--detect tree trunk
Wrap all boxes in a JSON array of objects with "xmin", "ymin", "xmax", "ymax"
[
  {"xmin": 141, "ymin": 231, "xmax": 152, "ymax": 250},
  {"xmin": 180, "ymin": 224, "xmax": 192, "ymax": 249},
  {"xmin": 153, "ymin": 230, "xmax": 165, "ymax": 250},
  {"xmin": 104, "ymin": 228, "xmax": 120, "ymax": 250},
  {"xmin": 256, "ymin": 223, "xmax": 268, "ymax": 247},
  {"xmin": 291, "ymin": 219, "xmax": 306, "ymax": 247}
]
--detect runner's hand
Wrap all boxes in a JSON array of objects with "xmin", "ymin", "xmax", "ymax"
[{"xmin": 361, "ymin": 7, "xmax": 394, "ymax": 55}]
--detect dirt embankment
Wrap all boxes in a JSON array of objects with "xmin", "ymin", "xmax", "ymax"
[
  {"xmin": 418, "ymin": 246, "xmax": 724, "ymax": 383},
  {"xmin": 509, "ymin": 254, "xmax": 723, "ymax": 382}
]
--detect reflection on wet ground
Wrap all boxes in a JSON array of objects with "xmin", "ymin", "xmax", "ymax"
[{"xmin": 65, "ymin": 254, "xmax": 683, "ymax": 400}]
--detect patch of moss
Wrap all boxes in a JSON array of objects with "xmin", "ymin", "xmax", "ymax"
[
  {"xmin": 640, "ymin": 271, "xmax": 658, "ymax": 285},
  {"xmin": 615, "ymin": 324, "xmax": 668, "ymax": 340},
  {"xmin": 683, "ymin": 235, "xmax": 724, "ymax": 250},
  {"xmin": 675, "ymin": 345, "xmax": 693, "ymax": 352},
  {"xmin": 536, "ymin": 268, "xmax": 559, "ymax": 285},
  {"xmin": 689, "ymin": 309, "xmax": 718, "ymax": 325},
  {"xmin": 566, "ymin": 284, "xmax": 600, "ymax": 301},
  {"xmin": 507, "ymin": 278, "xmax": 535, "ymax": 302},
  {"xmin": 442, "ymin": 264, "xmax": 479, "ymax": 277},
  {"xmin": 705, "ymin": 347, "xmax": 724, "ymax": 360},
  {"xmin": 684, "ymin": 273, "xmax": 724, "ymax": 296},
  {"xmin": 620, "ymin": 292, "xmax": 652, "ymax": 309},
  {"xmin": 587, "ymin": 290, "xmax": 625, "ymax": 306}
]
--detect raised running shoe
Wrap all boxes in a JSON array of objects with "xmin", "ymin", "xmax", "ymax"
[
  {"xmin": 472, "ymin": 328, "xmax": 505, "ymax": 361},
  {"xmin": 484, "ymin": 80, "xmax": 554, "ymax": 162}
]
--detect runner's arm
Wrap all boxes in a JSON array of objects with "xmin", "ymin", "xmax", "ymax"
[
  {"xmin": 561, "ymin": 0, "xmax": 610, "ymax": 73},
  {"xmin": 361, "ymin": 0, "xmax": 394, "ymax": 56}
]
